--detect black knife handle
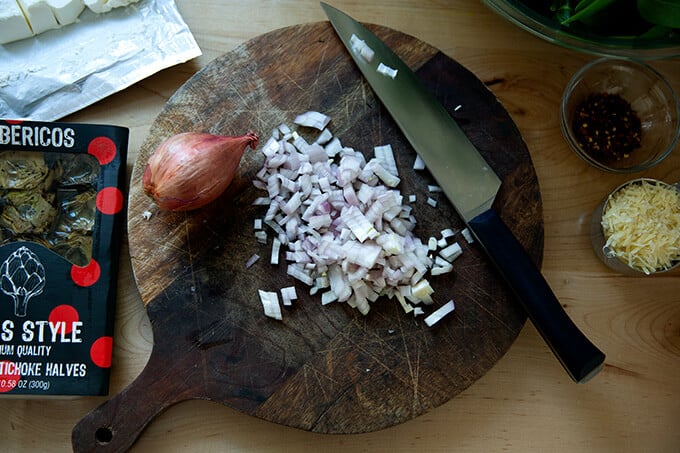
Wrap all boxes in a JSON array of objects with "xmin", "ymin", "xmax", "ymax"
[{"xmin": 467, "ymin": 209, "xmax": 605, "ymax": 383}]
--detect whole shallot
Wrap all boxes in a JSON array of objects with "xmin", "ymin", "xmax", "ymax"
[{"xmin": 143, "ymin": 131, "xmax": 258, "ymax": 211}]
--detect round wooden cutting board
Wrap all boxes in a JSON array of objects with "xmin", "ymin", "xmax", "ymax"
[{"xmin": 73, "ymin": 22, "xmax": 543, "ymax": 452}]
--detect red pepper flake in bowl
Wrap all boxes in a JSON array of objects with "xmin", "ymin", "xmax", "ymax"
[{"xmin": 572, "ymin": 92, "xmax": 642, "ymax": 162}]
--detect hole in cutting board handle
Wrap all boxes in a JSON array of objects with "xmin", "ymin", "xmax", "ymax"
[{"xmin": 95, "ymin": 427, "xmax": 114, "ymax": 445}]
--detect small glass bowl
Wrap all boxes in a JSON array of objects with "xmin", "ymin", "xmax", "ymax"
[
  {"xmin": 590, "ymin": 178, "xmax": 680, "ymax": 276},
  {"xmin": 561, "ymin": 58, "xmax": 680, "ymax": 173}
]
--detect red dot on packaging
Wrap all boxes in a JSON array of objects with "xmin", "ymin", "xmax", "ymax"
[
  {"xmin": 90, "ymin": 337, "xmax": 113, "ymax": 368},
  {"xmin": 71, "ymin": 259, "xmax": 101, "ymax": 287},
  {"xmin": 0, "ymin": 360, "xmax": 21, "ymax": 393},
  {"xmin": 48, "ymin": 305, "xmax": 80, "ymax": 334},
  {"xmin": 88, "ymin": 136, "xmax": 117, "ymax": 165},
  {"xmin": 96, "ymin": 187, "xmax": 123, "ymax": 215}
]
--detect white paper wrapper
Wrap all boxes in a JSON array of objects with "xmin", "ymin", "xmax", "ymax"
[{"xmin": 0, "ymin": 0, "xmax": 201, "ymax": 121}]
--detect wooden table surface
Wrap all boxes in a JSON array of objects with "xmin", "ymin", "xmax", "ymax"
[{"xmin": 2, "ymin": 1, "xmax": 679, "ymax": 452}]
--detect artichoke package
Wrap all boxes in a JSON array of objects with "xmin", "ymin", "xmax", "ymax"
[{"xmin": 0, "ymin": 119, "xmax": 127, "ymax": 397}]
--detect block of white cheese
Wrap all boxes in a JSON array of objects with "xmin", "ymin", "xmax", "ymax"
[
  {"xmin": 17, "ymin": 0, "xmax": 59, "ymax": 34},
  {"xmin": 83, "ymin": 0, "xmax": 108, "ymax": 13},
  {"xmin": 0, "ymin": 0, "xmax": 34, "ymax": 44},
  {"xmin": 47, "ymin": 0, "xmax": 85, "ymax": 26},
  {"xmin": 0, "ymin": 0, "xmax": 140, "ymax": 45},
  {"xmin": 84, "ymin": 0, "xmax": 140, "ymax": 14}
]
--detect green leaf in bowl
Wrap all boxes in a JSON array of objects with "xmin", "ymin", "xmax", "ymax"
[
  {"xmin": 561, "ymin": 0, "xmax": 618, "ymax": 24},
  {"xmin": 637, "ymin": 0, "xmax": 680, "ymax": 27}
]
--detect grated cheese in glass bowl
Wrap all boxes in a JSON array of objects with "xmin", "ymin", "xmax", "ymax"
[{"xmin": 590, "ymin": 178, "xmax": 680, "ymax": 275}]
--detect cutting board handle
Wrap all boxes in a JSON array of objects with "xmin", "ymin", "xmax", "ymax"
[{"xmin": 72, "ymin": 350, "xmax": 191, "ymax": 453}]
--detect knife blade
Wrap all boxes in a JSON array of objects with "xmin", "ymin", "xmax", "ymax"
[{"xmin": 321, "ymin": 2, "xmax": 605, "ymax": 383}]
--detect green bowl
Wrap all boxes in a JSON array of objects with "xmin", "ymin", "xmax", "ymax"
[{"xmin": 484, "ymin": 0, "xmax": 680, "ymax": 59}]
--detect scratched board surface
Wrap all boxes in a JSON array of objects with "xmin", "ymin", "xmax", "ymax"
[{"xmin": 73, "ymin": 22, "xmax": 543, "ymax": 451}]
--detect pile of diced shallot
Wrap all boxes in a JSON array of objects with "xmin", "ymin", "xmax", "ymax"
[{"xmin": 251, "ymin": 111, "xmax": 468, "ymax": 326}]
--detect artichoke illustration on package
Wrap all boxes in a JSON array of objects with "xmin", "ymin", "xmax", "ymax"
[{"xmin": 0, "ymin": 119, "xmax": 127, "ymax": 396}]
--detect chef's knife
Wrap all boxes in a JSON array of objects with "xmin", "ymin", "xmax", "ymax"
[{"xmin": 321, "ymin": 2, "xmax": 605, "ymax": 383}]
